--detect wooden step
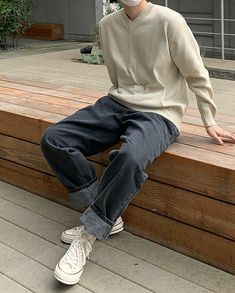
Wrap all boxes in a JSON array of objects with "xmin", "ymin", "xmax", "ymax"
[{"xmin": 0, "ymin": 78, "xmax": 235, "ymax": 275}]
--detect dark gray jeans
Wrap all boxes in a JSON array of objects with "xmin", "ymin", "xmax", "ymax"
[{"xmin": 40, "ymin": 96, "xmax": 179, "ymax": 240}]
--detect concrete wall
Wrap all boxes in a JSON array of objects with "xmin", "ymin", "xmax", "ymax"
[
  {"xmin": 31, "ymin": 0, "xmax": 103, "ymax": 41},
  {"xmin": 31, "ymin": 0, "xmax": 234, "ymax": 58}
]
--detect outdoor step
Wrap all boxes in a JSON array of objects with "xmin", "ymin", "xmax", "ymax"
[{"xmin": 0, "ymin": 78, "xmax": 235, "ymax": 276}]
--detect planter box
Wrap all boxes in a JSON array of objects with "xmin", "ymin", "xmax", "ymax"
[{"xmin": 23, "ymin": 23, "xmax": 64, "ymax": 40}]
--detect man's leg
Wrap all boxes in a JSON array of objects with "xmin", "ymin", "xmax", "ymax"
[
  {"xmin": 41, "ymin": 96, "xmax": 132, "ymax": 285},
  {"xmin": 80, "ymin": 111, "xmax": 180, "ymax": 239},
  {"xmin": 40, "ymin": 96, "xmax": 123, "ymax": 209}
]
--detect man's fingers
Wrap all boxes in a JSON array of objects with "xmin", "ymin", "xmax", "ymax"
[
  {"xmin": 211, "ymin": 133, "xmax": 224, "ymax": 145},
  {"xmin": 215, "ymin": 136, "xmax": 224, "ymax": 145},
  {"xmin": 221, "ymin": 132, "xmax": 235, "ymax": 142},
  {"xmin": 206, "ymin": 126, "xmax": 235, "ymax": 145}
]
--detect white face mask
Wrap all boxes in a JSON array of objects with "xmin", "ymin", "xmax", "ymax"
[{"xmin": 121, "ymin": 0, "xmax": 142, "ymax": 7}]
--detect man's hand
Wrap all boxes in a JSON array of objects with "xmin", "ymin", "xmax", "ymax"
[{"xmin": 206, "ymin": 125, "xmax": 235, "ymax": 145}]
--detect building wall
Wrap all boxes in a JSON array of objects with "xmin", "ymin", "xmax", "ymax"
[
  {"xmin": 31, "ymin": 0, "xmax": 103, "ymax": 41},
  {"xmin": 31, "ymin": 0, "xmax": 234, "ymax": 58},
  {"xmin": 152, "ymin": 0, "xmax": 235, "ymax": 59}
]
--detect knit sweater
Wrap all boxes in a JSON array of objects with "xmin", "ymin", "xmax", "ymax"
[{"xmin": 99, "ymin": 2, "xmax": 217, "ymax": 131}]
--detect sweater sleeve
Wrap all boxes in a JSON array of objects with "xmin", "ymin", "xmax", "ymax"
[{"xmin": 168, "ymin": 14, "xmax": 217, "ymax": 127}]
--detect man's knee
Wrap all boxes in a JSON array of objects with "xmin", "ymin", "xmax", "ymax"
[
  {"xmin": 109, "ymin": 148, "xmax": 141, "ymax": 169},
  {"xmin": 40, "ymin": 125, "xmax": 59, "ymax": 152}
]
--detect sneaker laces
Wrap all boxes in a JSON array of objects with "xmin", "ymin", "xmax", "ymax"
[{"xmin": 61, "ymin": 227, "xmax": 93, "ymax": 271}]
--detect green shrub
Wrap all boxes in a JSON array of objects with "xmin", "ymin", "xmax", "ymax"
[{"xmin": 0, "ymin": 0, "xmax": 32, "ymax": 49}]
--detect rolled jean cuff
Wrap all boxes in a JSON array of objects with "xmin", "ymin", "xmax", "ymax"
[
  {"xmin": 80, "ymin": 204, "xmax": 114, "ymax": 240},
  {"xmin": 69, "ymin": 178, "xmax": 99, "ymax": 209}
]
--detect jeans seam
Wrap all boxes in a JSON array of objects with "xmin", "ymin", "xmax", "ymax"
[
  {"xmin": 90, "ymin": 204, "xmax": 114, "ymax": 226},
  {"xmin": 69, "ymin": 176, "xmax": 98, "ymax": 193}
]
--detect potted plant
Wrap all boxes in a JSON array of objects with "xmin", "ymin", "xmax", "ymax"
[{"xmin": 80, "ymin": 0, "xmax": 121, "ymax": 64}]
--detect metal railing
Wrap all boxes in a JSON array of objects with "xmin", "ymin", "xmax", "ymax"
[{"xmin": 165, "ymin": 0, "xmax": 235, "ymax": 59}]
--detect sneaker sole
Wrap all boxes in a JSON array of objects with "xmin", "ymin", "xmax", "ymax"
[
  {"xmin": 61, "ymin": 220, "xmax": 124, "ymax": 244},
  {"xmin": 54, "ymin": 264, "xmax": 83, "ymax": 285}
]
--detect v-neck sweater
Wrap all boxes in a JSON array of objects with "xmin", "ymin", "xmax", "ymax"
[{"xmin": 99, "ymin": 2, "xmax": 217, "ymax": 130}]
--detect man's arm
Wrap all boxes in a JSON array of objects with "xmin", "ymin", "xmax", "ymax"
[{"xmin": 168, "ymin": 14, "xmax": 235, "ymax": 145}]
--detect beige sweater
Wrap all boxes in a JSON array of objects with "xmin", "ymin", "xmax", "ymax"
[{"xmin": 99, "ymin": 2, "xmax": 217, "ymax": 130}]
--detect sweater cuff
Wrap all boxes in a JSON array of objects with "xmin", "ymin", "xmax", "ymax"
[{"xmin": 200, "ymin": 106, "xmax": 217, "ymax": 127}]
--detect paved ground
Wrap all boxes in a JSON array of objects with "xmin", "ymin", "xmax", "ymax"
[{"xmin": 0, "ymin": 39, "xmax": 235, "ymax": 292}]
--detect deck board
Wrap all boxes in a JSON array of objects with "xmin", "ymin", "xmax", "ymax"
[
  {"xmin": 2, "ymin": 180, "xmax": 234, "ymax": 293},
  {"xmin": 0, "ymin": 190, "xmax": 213, "ymax": 293}
]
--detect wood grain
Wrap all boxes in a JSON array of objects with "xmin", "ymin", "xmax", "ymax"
[{"xmin": 123, "ymin": 205, "xmax": 235, "ymax": 275}]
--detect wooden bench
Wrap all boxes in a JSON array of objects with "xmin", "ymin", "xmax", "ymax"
[
  {"xmin": 0, "ymin": 77, "xmax": 235, "ymax": 275},
  {"xmin": 22, "ymin": 23, "xmax": 64, "ymax": 40}
]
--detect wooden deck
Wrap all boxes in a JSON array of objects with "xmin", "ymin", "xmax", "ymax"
[
  {"xmin": 0, "ymin": 77, "xmax": 235, "ymax": 277},
  {"xmin": 3, "ymin": 180, "xmax": 235, "ymax": 293}
]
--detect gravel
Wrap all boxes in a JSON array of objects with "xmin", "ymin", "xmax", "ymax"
[{"xmin": 207, "ymin": 68, "xmax": 235, "ymax": 81}]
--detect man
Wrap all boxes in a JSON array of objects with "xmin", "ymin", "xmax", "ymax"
[{"xmin": 40, "ymin": 0, "xmax": 235, "ymax": 285}]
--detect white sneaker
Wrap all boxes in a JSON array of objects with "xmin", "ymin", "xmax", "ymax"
[
  {"xmin": 61, "ymin": 216, "xmax": 124, "ymax": 244},
  {"xmin": 54, "ymin": 226, "xmax": 96, "ymax": 285}
]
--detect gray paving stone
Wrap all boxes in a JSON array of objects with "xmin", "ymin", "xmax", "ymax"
[
  {"xmin": 0, "ymin": 242, "xmax": 29, "ymax": 274},
  {"xmin": 6, "ymin": 260, "xmax": 91, "ymax": 293},
  {"xmin": 0, "ymin": 273, "xmax": 32, "ymax": 293}
]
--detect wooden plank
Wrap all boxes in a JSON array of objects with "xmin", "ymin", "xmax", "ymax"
[
  {"xmin": 0, "ymin": 92, "xmax": 93, "ymax": 111},
  {"xmin": 1, "ymin": 135, "xmax": 235, "ymax": 241},
  {"xmin": 0, "ymin": 158, "xmax": 70, "ymax": 207},
  {"xmin": 0, "ymin": 134, "xmax": 51, "ymax": 174},
  {"xmin": 133, "ymin": 180, "xmax": 235, "ymax": 241},
  {"xmin": 0, "ymin": 95, "xmax": 79, "ymax": 116},
  {"xmin": 1, "ymin": 100, "xmax": 235, "ymax": 170},
  {"xmin": 0, "ymin": 83, "xmax": 99, "ymax": 104},
  {"xmin": 0, "ymin": 79, "xmax": 234, "ymax": 128},
  {"xmin": 123, "ymin": 205, "xmax": 235, "ymax": 275},
  {"xmin": 0, "ymin": 86, "xmax": 33, "ymax": 97},
  {"xmin": 100, "ymin": 143, "xmax": 235, "ymax": 199},
  {"xmin": 23, "ymin": 23, "xmax": 64, "ymax": 40},
  {"xmin": 0, "ymin": 79, "xmax": 105, "ymax": 98},
  {"xmin": 0, "ymin": 158, "xmax": 104, "ymax": 207},
  {"xmin": 1, "ymin": 108, "xmax": 235, "ymax": 201},
  {"xmin": 0, "ymin": 103, "xmax": 64, "ymax": 143},
  {"xmin": 177, "ymin": 132, "xmax": 235, "ymax": 156},
  {"xmin": 0, "ymin": 133, "xmax": 102, "ymax": 175}
]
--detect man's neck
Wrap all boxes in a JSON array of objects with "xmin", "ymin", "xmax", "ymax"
[{"xmin": 124, "ymin": 0, "xmax": 148, "ymax": 22}]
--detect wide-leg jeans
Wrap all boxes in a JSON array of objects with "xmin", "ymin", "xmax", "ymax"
[{"xmin": 40, "ymin": 96, "xmax": 179, "ymax": 240}]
